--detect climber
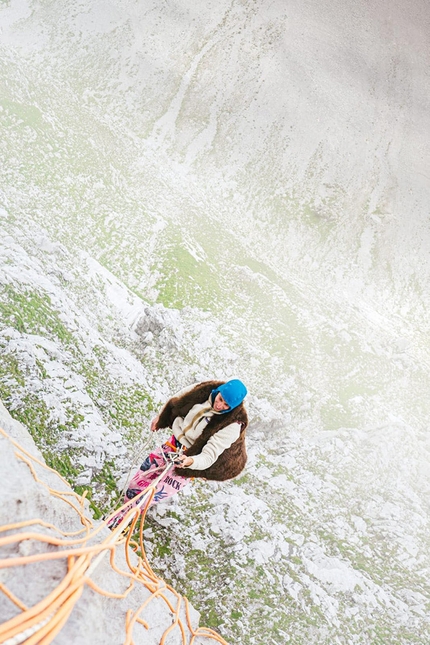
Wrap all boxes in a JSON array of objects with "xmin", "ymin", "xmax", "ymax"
[{"xmin": 108, "ymin": 379, "xmax": 248, "ymax": 528}]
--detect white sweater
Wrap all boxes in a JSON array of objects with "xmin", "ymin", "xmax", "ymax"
[{"xmin": 168, "ymin": 385, "xmax": 241, "ymax": 471}]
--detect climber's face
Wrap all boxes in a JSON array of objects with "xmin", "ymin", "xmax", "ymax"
[{"xmin": 213, "ymin": 393, "xmax": 230, "ymax": 412}]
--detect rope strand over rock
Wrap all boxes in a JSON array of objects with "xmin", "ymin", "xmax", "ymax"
[{"xmin": 0, "ymin": 427, "xmax": 229, "ymax": 645}]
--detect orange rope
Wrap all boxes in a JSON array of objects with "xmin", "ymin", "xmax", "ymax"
[
  {"xmin": 0, "ymin": 426, "xmax": 230, "ymax": 645},
  {"xmin": 0, "ymin": 518, "xmax": 90, "ymax": 538},
  {"xmin": 84, "ymin": 576, "xmax": 135, "ymax": 600},
  {"xmin": 0, "ymin": 583, "xmax": 28, "ymax": 612},
  {"xmin": 15, "ymin": 452, "xmax": 92, "ymax": 531}
]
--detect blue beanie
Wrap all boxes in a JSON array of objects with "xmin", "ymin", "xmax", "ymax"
[{"xmin": 211, "ymin": 379, "xmax": 247, "ymax": 413}]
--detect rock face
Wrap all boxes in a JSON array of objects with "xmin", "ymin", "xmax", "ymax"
[
  {"xmin": 1, "ymin": 1, "xmax": 430, "ymax": 644},
  {"xmin": 0, "ymin": 401, "xmax": 203, "ymax": 645},
  {"xmin": 134, "ymin": 304, "xmax": 184, "ymax": 350}
]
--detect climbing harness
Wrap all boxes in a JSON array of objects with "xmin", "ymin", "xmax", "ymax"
[
  {"xmin": 109, "ymin": 438, "xmax": 184, "ymax": 518},
  {"xmin": 107, "ymin": 439, "xmax": 187, "ymax": 531}
]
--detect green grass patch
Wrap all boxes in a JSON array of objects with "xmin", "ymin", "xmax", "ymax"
[
  {"xmin": 151, "ymin": 227, "xmax": 222, "ymax": 310},
  {"xmin": 0, "ymin": 284, "xmax": 75, "ymax": 345}
]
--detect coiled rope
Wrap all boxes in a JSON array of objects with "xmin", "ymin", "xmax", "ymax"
[{"xmin": 0, "ymin": 427, "xmax": 228, "ymax": 645}]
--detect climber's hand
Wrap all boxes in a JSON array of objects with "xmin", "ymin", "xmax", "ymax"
[
  {"xmin": 150, "ymin": 415, "xmax": 160, "ymax": 432},
  {"xmin": 175, "ymin": 455, "xmax": 194, "ymax": 468}
]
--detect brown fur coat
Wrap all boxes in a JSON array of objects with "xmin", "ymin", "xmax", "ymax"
[{"xmin": 156, "ymin": 380, "xmax": 248, "ymax": 481}]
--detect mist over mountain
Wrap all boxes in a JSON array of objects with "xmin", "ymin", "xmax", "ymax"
[{"xmin": 1, "ymin": 0, "xmax": 429, "ymax": 643}]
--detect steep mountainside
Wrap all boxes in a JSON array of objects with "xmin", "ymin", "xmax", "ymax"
[{"xmin": 1, "ymin": 0, "xmax": 430, "ymax": 643}]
